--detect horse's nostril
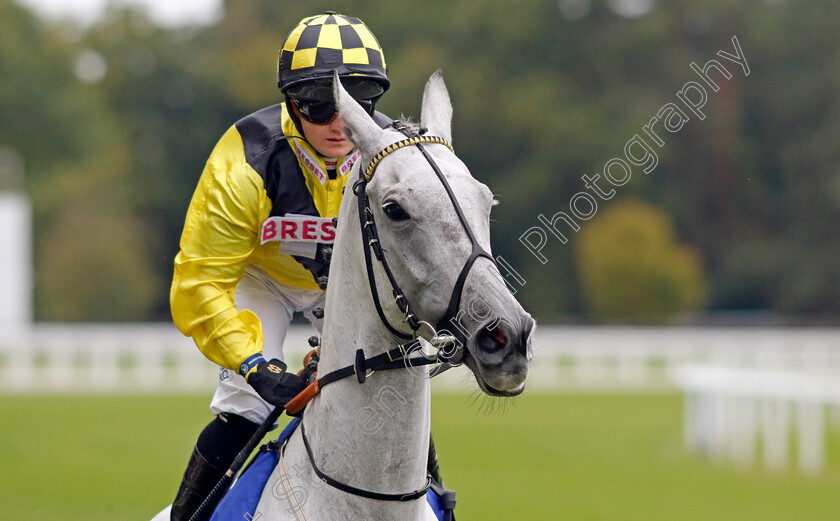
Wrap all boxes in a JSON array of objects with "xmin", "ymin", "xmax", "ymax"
[
  {"xmin": 491, "ymin": 325, "xmax": 507, "ymax": 346},
  {"xmin": 476, "ymin": 324, "xmax": 508, "ymax": 354}
]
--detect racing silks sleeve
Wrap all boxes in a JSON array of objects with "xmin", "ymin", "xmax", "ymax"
[{"xmin": 170, "ymin": 126, "xmax": 271, "ymax": 372}]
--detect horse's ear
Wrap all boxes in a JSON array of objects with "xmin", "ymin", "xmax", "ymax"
[
  {"xmin": 334, "ymin": 71, "xmax": 384, "ymax": 156},
  {"xmin": 420, "ymin": 69, "xmax": 453, "ymax": 144}
]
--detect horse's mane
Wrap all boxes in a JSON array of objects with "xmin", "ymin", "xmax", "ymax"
[{"xmin": 394, "ymin": 116, "xmax": 422, "ymax": 133}]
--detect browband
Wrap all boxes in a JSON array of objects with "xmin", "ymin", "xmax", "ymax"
[{"xmin": 364, "ymin": 135, "xmax": 454, "ymax": 181}]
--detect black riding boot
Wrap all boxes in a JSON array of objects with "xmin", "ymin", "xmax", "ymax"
[
  {"xmin": 171, "ymin": 413, "xmax": 260, "ymax": 521},
  {"xmin": 170, "ymin": 445, "xmax": 227, "ymax": 521}
]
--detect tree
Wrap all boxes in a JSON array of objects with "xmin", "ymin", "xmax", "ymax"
[
  {"xmin": 575, "ymin": 199, "xmax": 706, "ymax": 322},
  {"xmin": 0, "ymin": 2, "xmax": 158, "ymax": 319}
]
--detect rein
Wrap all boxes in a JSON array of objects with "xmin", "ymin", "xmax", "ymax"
[
  {"xmin": 283, "ymin": 340, "xmax": 454, "ymax": 415},
  {"xmin": 299, "ymin": 419, "xmax": 432, "ymax": 502},
  {"xmin": 281, "ymin": 340, "xmax": 448, "ymax": 503}
]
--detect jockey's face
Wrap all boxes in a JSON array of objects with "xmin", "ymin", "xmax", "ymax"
[{"xmin": 292, "ymin": 103, "xmax": 355, "ymax": 158}]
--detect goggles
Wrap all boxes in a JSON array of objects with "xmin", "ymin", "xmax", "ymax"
[{"xmin": 291, "ymin": 97, "xmax": 375, "ymax": 125}]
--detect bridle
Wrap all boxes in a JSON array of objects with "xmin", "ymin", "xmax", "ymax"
[
  {"xmin": 356, "ymin": 121, "xmax": 496, "ymax": 350},
  {"xmin": 290, "ymin": 121, "xmax": 496, "ymax": 504}
]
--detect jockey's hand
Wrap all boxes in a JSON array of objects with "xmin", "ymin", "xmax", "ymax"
[{"xmin": 246, "ymin": 359, "xmax": 307, "ymax": 410}]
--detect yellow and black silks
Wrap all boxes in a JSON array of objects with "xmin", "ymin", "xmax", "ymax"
[{"xmin": 171, "ymin": 102, "xmax": 386, "ymax": 371}]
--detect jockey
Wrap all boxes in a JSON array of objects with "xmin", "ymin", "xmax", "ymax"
[{"xmin": 168, "ymin": 12, "xmax": 392, "ymax": 521}]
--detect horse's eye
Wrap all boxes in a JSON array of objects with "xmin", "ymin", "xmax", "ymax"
[{"xmin": 382, "ymin": 202, "xmax": 410, "ymax": 221}]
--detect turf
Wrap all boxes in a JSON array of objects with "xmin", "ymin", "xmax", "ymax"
[{"xmin": 1, "ymin": 393, "xmax": 838, "ymax": 521}]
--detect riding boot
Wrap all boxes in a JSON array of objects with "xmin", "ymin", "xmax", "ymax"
[
  {"xmin": 171, "ymin": 413, "xmax": 261, "ymax": 521},
  {"xmin": 170, "ymin": 445, "xmax": 226, "ymax": 521}
]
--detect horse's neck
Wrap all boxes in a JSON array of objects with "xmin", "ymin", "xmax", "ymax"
[{"xmin": 301, "ymin": 230, "xmax": 431, "ymax": 493}]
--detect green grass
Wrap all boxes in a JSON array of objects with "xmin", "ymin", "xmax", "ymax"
[{"xmin": 2, "ymin": 393, "xmax": 839, "ymax": 521}]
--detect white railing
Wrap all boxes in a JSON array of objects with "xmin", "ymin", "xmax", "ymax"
[
  {"xmin": 7, "ymin": 323, "xmax": 837, "ymax": 474},
  {"xmin": 0, "ymin": 323, "xmax": 220, "ymax": 394},
  {"xmin": 2, "ymin": 324, "xmax": 840, "ymax": 395},
  {"xmin": 528, "ymin": 326, "xmax": 840, "ymax": 391},
  {"xmin": 671, "ymin": 364, "xmax": 840, "ymax": 475}
]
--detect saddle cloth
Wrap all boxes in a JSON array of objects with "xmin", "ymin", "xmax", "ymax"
[{"xmin": 208, "ymin": 417, "xmax": 450, "ymax": 521}]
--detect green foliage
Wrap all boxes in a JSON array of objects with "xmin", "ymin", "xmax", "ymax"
[
  {"xmin": 0, "ymin": 2, "xmax": 160, "ymax": 320},
  {"xmin": 576, "ymin": 199, "xmax": 706, "ymax": 321},
  {"xmin": 5, "ymin": 0, "xmax": 840, "ymax": 322}
]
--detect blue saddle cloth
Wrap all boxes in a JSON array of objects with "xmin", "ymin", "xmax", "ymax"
[
  {"xmin": 208, "ymin": 417, "xmax": 450, "ymax": 521},
  {"xmin": 208, "ymin": 417, "xmax": 299, "ymax": 521}
]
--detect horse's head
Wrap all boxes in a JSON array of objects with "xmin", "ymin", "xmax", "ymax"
[{"xmin": 335, "ymin": 71, "xmax": 534, "ymax": 397}]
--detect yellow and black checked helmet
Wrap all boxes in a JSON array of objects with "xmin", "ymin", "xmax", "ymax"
[{"xmin": 278, "ymin": 12, "xmax": 389, "ymax": 100}]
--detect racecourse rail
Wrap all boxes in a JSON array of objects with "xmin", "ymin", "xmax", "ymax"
[
  {"xmin": 1, "ymin": 324, "xmax": 840, "ymax": 394},
  {"xmin": 3, "ymin": 324, "xmax": 840, "ymax": 474}
]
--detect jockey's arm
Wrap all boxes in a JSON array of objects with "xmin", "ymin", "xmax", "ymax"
[{"xmin": 171, "ymin": 127, "xmax": 271, "ymax": 375}]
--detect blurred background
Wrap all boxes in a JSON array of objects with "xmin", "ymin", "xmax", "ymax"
[
  {"xmin": 2, "ymin": 0, "xmax": 840, "ymax": 520},
  {"xmin": 2, "ymin": 0, "xmax": 839, "ymax": 325}
]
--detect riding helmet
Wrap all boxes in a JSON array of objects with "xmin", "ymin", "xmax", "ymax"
[{"xmin": 278, "ymin": 11, "xmax": 390, "ymax": 102}]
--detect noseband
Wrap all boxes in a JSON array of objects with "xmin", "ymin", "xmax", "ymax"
[{"xmin": 355, "ymin": 121, "xmax": 496, "ymax": 354}]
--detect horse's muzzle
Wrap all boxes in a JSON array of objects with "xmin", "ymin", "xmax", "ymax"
[{"xmin": 467, "ymin": 313, "xmax": 534, "ymax": 395}]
